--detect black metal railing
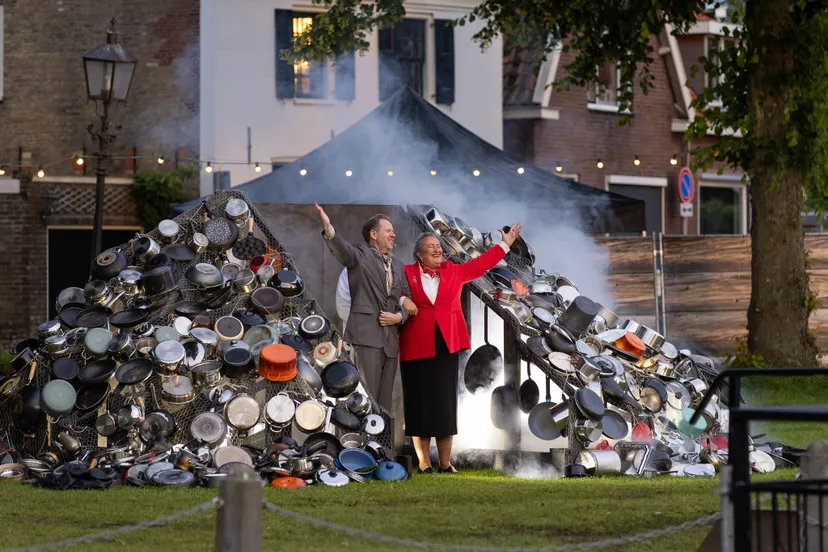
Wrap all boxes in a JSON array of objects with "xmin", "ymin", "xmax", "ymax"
[{"xmin": 691, "ymin": 367, "xmax": 828, "ymax": 552}]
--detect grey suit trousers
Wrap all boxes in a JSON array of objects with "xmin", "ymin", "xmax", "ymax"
[{"xmin": 352, "ymin": 345, "xmax": 397, "ymax": 413}]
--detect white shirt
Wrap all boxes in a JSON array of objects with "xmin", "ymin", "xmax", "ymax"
[
  {"xmin": 418, "ymin": 241, "xmax": 510, "ymax": 305},
  {"xmin": 336, "ymin": 267, "xmax": 351, "ymax": 324}
]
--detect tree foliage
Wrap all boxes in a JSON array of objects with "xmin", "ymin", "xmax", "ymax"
[
  {"xmin": 131, "ymin": 167, "xmax": 193, "ymax": 231},
  {"xmin": 286, "ymin": 0, "xmax": 828, "ymax": 365}
]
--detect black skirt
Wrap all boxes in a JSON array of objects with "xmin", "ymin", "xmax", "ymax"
[{"xmin": 400, "ymin": 325, "xmax": 459, "ymax": 438}]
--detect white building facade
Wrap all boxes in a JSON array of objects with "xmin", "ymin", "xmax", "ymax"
[{"xmin": 199, "ymin": 0, "xmax": 503, "ymax": 196}]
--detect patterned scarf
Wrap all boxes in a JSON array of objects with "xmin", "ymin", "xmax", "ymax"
[
  {"xmin": 371, "ymin": 247, "xmax": 393, "ymax": 294},
  {"xmin": 419, "ymin": 261, "xmax": 440, "ymax": 279}
]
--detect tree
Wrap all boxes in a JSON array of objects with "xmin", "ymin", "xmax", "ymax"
[{"xmin": 286, "ymin": 0, "xmax": 828, "ymax": 366}]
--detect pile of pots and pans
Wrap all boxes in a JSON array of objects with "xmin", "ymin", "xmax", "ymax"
[
  {"xmin": 420, "ymin": 205, "xmax": 791, "ymax": 478},
  {"xmin": 0, "ymin": 194, "xmax": 410, "ymax": 488}
]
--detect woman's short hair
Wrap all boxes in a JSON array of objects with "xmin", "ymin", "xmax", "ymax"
[{"xmin": 413, "ymin": 232, "xmax": 439, "ymax": 262}]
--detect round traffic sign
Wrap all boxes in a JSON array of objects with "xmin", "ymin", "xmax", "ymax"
[{"xmin": 678, "ymin": 167, "xmax": 694, "ymax": 203}]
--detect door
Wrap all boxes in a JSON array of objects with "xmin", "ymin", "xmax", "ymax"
[{"xmin": 48, "ymin": 229, "xmax": 138, "ymax": 319}]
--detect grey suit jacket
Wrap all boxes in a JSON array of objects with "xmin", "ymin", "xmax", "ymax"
[{"xmin": 324, "ymin": 231, "xmax": 409, "ymax": 357}]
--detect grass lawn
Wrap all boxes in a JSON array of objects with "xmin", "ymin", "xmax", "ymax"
[{"xmin": 0, "ymin": 375, "xmax": 823, "ymax": 552}]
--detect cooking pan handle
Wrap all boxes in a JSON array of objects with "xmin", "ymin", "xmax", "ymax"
[
  {"xmin": 544, "ymin": 375, "xmax": 551, "ymax": 402},
  {"xmin": 483, "ymin": 307, "xmax": 491, "ymax": 347},
  {"xmin": 26, "ymin": 360, "xmax": 38, "ymax": 385}
]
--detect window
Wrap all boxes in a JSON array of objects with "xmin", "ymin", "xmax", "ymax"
[
  {"xmin": 699, "ymin": 184, "xmax": 745, "ymax": 234},
  {"xmin": 275, "ymin": 10, "xmax": 355, "ymax": 101},
  {"xmin": 607, "ymin": 176, "xmax": 666, "ymax": 234},
  {"xmin": 291, "ymin": 16, "xmax": 327, "ymax": 99},
  {"xmin": 705, "ymin": 37, "xmax": 726, "ymax": 105},
  {"xmin": 588, "ymin": 63, "xmax": 621, "ymax": 106},
  {"xmin": 379, "ymin": 19, "xmax": 426, "ymax": 100}
]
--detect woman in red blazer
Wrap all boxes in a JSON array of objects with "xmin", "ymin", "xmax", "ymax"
[{"xmin": 399, "ymin": 223, "xmax": 523, "ymax": 474}]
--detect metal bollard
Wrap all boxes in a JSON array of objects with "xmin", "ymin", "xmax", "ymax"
[{"xmin": 215, "ymin": 464, "xmax": 263, "ymax": 552}]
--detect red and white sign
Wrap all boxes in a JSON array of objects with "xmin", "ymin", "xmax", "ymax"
[{"xmin": 678, "ymin": 167, "xmax": 695, "ymax": 203}]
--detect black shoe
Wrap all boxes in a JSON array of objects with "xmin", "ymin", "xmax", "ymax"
[
  {"xmin": 418, "ymin": 467, "xmax": 434, "ymax": 475},
  {"xmin": 438, "ymin": 465, "xmax": 458, "ymax": 474}
]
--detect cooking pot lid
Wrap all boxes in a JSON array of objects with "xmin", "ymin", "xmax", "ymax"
[
  {"xmin": 216, "ymin": 316, "xmax": 244, "ymax": 339},
  {"xmin": 316, "ymin": 468, "xmax": 350, "ymax": 486},
  {"xmin": 547, "ymin": 352, "xmax": 575, "ymax": 373},
  {"xmin": 574, "ymin": 388, "xmax": 605, "ymax": 421},
  {"xmin": 75, "ymin": 307, "xmax": 113, "ymax": 329},
  {"xmin": 266, "ymin": 394, "xmax": 296, "ymax": 424},
  {"xmin": 660, "ymin": 341, "xmax": 679, "ymax": 360},
  {"xmin": 224, "ymin": 347, "xmax": 253, "ymax": 366},
  {"xmin": 38, "ymin": 319, "xmax": 62, "ymax": 334},
  {"xmin": 362, "ymin": 414, "xmax": 385, "ymax": 435},
  {"xmin": 152, "ymin": 468, "xmax": 195, "ymax": 487},
  {"xmin": 119, "ymin": 268, "xmax": 142, "ymax": 285},
  {"xmin": 155, "ymin": 326, "xmax": 180, "ymax": 343},
  {"xmin": 109, "ymin": 308, "xmax": 149, "ymax": 329},
  {"xmin": 226, "ymin": 395, "xmax": 259, "ymax": 429},
  {"xmin": 300, "ymin": 315, "xmax": 326, "ymax": 334},
  {"xmin": 181, "ymin": 340, "xmax": 206, "ymax": 368},
  {"xmin": 282, "ymin": 334, "xmax": 312, "ymax": 354},
  {"xmin": 233, "ymin": 309, "xmax": 265, "ymax": 328},
  {"xmin": 225, "ymin": 198, "xmax": 249, "ymax": 218},
  {"xmin": 75, "ymin": 384, "xmax": 110, "ymax": 411},
  {"xmin": 52, "ymin": 358, "xmax": 80, "ymax": 380},
  {"xmin": 173, "ymin": 316, "xmax": 193, "ymax": 337},
  {"xmin": 115, "ymin": 358, "xmax": 154, "ymax": 385},
  {"xmin": 154, "ymin": 340, "xmax": 186, "ymax": 364},
  {"xmin": 140, "ymin": 412, "xmax": 176, "ymax": 442},
  {"xmin": 190, "ymin": 327, "xmax": 218, "ymax": 346},
  {"xmin": 214, "ymin": 446, "xmax": 253, "ymax": 468},
  {"xmin": 79, "ymin": 359, "xmax": 117, "ymax": 384},
  {"xmin": 191, "ymin": 360, "xmax": 223, "ymax": 375},
  {"xmin": 158, "ymin": 219, "xmax": 180, "ymax": 238},
  {"xmin": 84, "ymin": 327, "xmax": 112, "ymax": 353},
  {"xmin": 57, "ymin": 287, "xmax": 86, "ymax": 308},
  {"xmin": 252, "ymin": 287, "xmax": 284, "ymax": 309},
  {"xmin": 191, "ymin": 411, "xmax": 227, "ymax": 444},
  {"xmin": 42, "ymin": 380, "xmax": 77, "ymax": 415},
  {"xmin": 144, "ymin": 461, "xmax": 175, "ymax": 481}
]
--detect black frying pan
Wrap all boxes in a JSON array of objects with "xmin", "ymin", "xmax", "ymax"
[
  {"xmin": 463, "ymin": 307, "xmax": 502, "ymax": 394},
  {"xmin": 108, "ymin": 308, "xmax": 149, "ymax": 330},
  {"xmin": 75, "ymin": 384, "xmax": 110, "ymax": 412},
  {"xmin": 114, "ymin": 358, "xmax": 153, "ymax": 386},
  {"xmin": 500, "ymin": 225, "xmax": 535, "ymax": 265},
  {"xmin": 75, "ymin": 306, "xmax": 113, "ymax": 329},
  {"xmin": 232, "ymin": 218, "xmax": 267, "ymax": 261},
  {"xmin": 78, "ymin": 359, "xmax": 117, "ymax": 385},
  {"xmin": 330, "ymin": 406, "xmax": 361, "ymax": 431},
  {"xmin": 162, "ymin": 244, "xmax": 197, "ymax": 262},
  {"xmin": 14, "ymin": 360, "xmax": 41, "ymax": 433},
  {"xmin": 601, "ymin": 409, "xmax": 629, "ymax": 440},
  {"xmin": 518, "ymin": 362, "xmax": 540, "ymax": 414},
  {"xmin": 302, "ymin": 431, "xmax": 344, "ymax": 458},
  {"xmin": 490, "ymin": 384, "xmax": 519, "ymax": 431}
]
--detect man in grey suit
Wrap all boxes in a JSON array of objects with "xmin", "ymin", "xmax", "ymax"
[{"xmin": 314, "ymin": 203, "xmax": 417, "ymax": 412}]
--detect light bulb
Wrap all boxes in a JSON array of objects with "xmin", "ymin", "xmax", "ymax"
[
  {"xmin": 387, "ymin": 170, "xmax": 394, "ymax": 177},
  {"xmin": 472, "ymin": 169, "xmax": 480, "ymax": 177},
  {"xmin": 670, "ymin": 155, "xmax": 678, "ymax": 166},
  {"xmin": 254, "ymin": 162, "xmax": 261, "ymax": 173},
  {"xmin": 634, "ymin": 156, "xmax": 641, "ymax": 166},
  {"xmin": 345, "ymin": 170, "xmax": 353, "ymax": 177},
  {"xmin": 205, "ymin": 162, "xmax": 213, "ymax": 173},
  {"xmin": 157, "ymin": 156, "xmax": 165, "ymax": 165},
  {"xmin": 430, "ymin": 169, "xmax": 437, "ymax": 176},
  {"xmin": 597, "ymin": 160, "xmax": 604, "ymax": 169},
  {"xmin": 555, "ymin": 162, "xmax": 563, "ymax": 172},
  {"xmin": 75, "ymin": 156, "xmax": 84, "ymax": 166},
  {"xmin": 299, "ymin": 168, "xmax": 307, "ymax": 176},
  {"xmin": 37, "ymin": 166, "xmax": 45, "ymax": 178},
  {"xmin": 517, "ymin": 167, "xmax": 524, "ymax": 174},
  {"xmin": 0, "ymin": 166, "xmax": 6, "ymax": 176}
]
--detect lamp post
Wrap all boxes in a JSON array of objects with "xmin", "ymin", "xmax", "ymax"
[{"xmin": 83, "ymin": 18, "xmax": 137, "ymax": 260}]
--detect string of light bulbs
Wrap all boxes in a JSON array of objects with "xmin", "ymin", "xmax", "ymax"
[{"xmin": 0, "ymin": 152, "xmax": 685, "ymax": 179}]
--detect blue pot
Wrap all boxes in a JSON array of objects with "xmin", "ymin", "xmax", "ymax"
[
  {"xmin": 373, "ymin": 461, "xmax": 407, "ymax": 481},
  {"xmin": 338, "ymin": 448, "xmax": 377, "ymax": 480}
]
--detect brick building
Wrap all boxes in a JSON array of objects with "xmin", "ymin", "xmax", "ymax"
[
  {"xmin": 0, "ymin": 0, "xmax": 200, "ymax": 347},
  {"xmin": 502, "ymin": 14, "xmax": 749, "ymax": 237}
]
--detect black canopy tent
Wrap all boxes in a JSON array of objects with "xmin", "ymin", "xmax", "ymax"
[{"xmin": 176, "ymin": 87, "xmax": 644, "ymax": 233}]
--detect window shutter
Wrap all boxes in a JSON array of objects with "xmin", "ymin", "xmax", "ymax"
[
  {"xmin": 335, "ymin": 50, "xmax": 356, "ymax": 101},
  {"xmin": 275, "ymin": 10, "xmax": 294, "ymax": 99},
  {"xmin": 378, "ymin": 27, "xmax": 399, "ymax": 101},
  {"xmin": 434, "ymin": 19, "xmax": 455, "ymax": 105}
]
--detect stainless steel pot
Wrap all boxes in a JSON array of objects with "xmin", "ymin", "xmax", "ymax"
[
  {"xmin": 134, "ymin": 236, "xmax": 161, "ymax": 263},
  {"xmin": 108, "ymin": 333, "xmax": 136, "ymax": 362},
  {"xmin": 38, "ymin": 320, "xmax": 63, "ymax": 342},
  {"xmin": 264, "ymin": 392, "xmax": 296, "ymax": 431},
  {"xmin": 234, "ymin": 268, "xmax": 259, "ymax": 293},
  {"xmin": 577, "ymin": 450, "xmax": 622, "ymax": 475},
  {"xmin": 153, "ymin": 340, "xmax": 186, "ymax": 373},
  {"xmin": 157, "ymin": 219, "xmax": 180, "ymax": 243},
  {"xmin": 634, "ymin": 325, "xmax": 665, "ymax": 349},
  {"xmin": 161, "ymin": 375, "xmax": 196, "ymax": 404},
  {"xmin": 190, "ymin": 360, "xmax": 223, "ymax": 387},
  {"xmin": 295, "ymin": 400, "xmax": 327, "ymax": 433},
  {"xmin": 118, "ymin": 269, "xmax": 143, "ymax": 296},
  {"xmin": 117, "ymin": 404, "xmax": 145, "ymax": 428}
]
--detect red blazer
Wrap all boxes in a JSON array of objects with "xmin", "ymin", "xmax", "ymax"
[{"xmin": 399, "ymin": 245, "xmax": 507, "ymax": 362}]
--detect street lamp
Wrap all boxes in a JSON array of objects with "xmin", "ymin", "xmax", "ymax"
[{"xmin": 83, "ymin": 18, "xmax": 137, "ymax": 260}]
